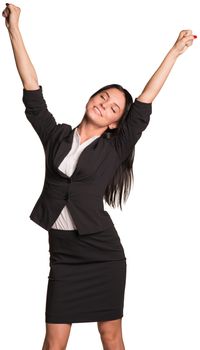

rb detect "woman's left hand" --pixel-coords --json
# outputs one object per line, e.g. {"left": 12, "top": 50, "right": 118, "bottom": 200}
{"left": 172, "top": 30, "right": 197, "bottom": 55}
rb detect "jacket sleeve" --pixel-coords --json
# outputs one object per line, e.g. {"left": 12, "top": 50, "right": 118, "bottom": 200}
{"left": 22, "top": 85, "right": 60, "bottom": 149}
{"left": 111, "top": 98, "right": 152, "bottom": 162}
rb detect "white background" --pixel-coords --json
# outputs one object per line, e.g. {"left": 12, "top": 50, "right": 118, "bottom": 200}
{"left": 0, "top": 0, "right": 199, "bottom": 349}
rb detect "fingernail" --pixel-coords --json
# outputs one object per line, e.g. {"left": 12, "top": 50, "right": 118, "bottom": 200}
{"left": 193, "top": 35, "right": 197, "bottom": 39}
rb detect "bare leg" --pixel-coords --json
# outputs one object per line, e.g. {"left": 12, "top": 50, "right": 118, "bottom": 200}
{"left": 41, "top": 323, "right": 72, "bottom": 350}
{"left": 97, "top": 318, "right": 125, "bottom": 350}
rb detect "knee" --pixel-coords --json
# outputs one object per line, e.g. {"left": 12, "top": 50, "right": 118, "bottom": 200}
{"left": 97, "top": 320, "right": 124, "bottom": 349}
{"left": 99, "top": 330, "right": 120, "bottom": 343}
{"left": 44, "top": 339, "right": 66, "bottom": 350}
{"left": 98, "top": 326, "right": 121, "bottom": 345}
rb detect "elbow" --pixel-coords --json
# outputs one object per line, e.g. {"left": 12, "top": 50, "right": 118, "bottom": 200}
{"left": 23, "top": 80, "right": 40, "bottom": 91}
{"left": 136, "top": 93, "right": 154, "bottom": 104}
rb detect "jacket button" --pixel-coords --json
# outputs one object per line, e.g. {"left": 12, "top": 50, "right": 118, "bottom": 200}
{"left": 64, "top": 193, "right": 69, "bottom": 200}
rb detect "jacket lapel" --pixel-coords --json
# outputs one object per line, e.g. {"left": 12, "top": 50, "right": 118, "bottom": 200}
{"left": 53, "top": 127, "right": 101, "bottom": 180}
{"left": 53, "top": 127, "right": 75, "bottom": 169}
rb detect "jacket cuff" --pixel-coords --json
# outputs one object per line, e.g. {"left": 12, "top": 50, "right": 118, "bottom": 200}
{"left": 22, "top": 85, "right": 47, "bottom": 110}
{"left": 134, "top": 98, "right": 152, "bottom": 116}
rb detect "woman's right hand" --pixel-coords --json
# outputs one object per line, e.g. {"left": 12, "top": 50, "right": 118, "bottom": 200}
{"left": 2, "top": 3, "right": 21, "bottom": 31}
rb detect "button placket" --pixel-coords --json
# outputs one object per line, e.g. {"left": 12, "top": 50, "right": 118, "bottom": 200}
{"left": 64, "top": 178, "right": 72, "bottom": 200}
{"left": 64, "top": 193, "right": 69, "bottom": 200}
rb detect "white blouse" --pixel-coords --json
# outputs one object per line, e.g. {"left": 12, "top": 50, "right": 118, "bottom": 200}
{"left": 51, "top": 127, "right": 100, "bottom": 230}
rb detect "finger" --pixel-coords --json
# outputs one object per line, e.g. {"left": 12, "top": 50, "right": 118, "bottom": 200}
{"left": 6, "top": 3, "right": 16, "bottom": 8}
{"left": 179, "top": 30, "right": 192, "bottom": 39}
{"left": 182, "top": 35, "right": 196, "bottom": 42}
{"left": 183, "top": 30, "right": 192, "bottom": 35}
{"left": 5, "top": 3, "right": 12, "bottom": 11}
{"left": 2, "top": 8, "right": 9, "bottom": 16}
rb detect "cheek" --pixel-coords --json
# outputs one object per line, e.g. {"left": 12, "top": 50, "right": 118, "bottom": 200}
{"left": 86, "top": 98, "right": 97, "bottom": 110}
{"left": 107, "top": 112, "right": 120, "bottom": 123}
{"left": 86, "top": 103, "right": 94, "bottom": 115}
{"left": 89, "top": 97, "right": 97, "bottom": 105}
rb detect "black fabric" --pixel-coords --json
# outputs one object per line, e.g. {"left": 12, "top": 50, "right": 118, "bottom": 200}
{"left": 45, "top": 224, "right": 127, "bottom": 323}
{"left": 22, "top": 85, "right": 152, "bottom": 235}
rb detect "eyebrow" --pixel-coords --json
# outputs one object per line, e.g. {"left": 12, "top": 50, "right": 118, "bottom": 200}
{"left": 104, "top": 91, "right": 121, "bottom": 111}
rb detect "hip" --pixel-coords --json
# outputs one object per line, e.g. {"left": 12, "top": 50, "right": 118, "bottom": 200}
{"left": 48, "top": 224, "right": 126, "bottom": 264}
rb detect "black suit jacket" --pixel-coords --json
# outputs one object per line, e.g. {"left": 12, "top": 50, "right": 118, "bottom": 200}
{"left": 22, "top": 85, "right": 152, "bottom": 235}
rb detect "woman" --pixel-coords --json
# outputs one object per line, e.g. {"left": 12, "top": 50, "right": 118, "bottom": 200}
{"left": 2, "top": 3, "right": 197, "bottom": 350}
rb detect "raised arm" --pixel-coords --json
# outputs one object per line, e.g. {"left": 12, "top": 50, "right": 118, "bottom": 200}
{"left": 2, "top": 4, "right": 61, "bottom": 148}
{"left": 111, "top": 30, "right": 197, "bottom": 162}
{"left": 2, "top": 3, "right": 39, "bottom": 89}
{"left": 137, "top": 30, "right": 197, "bottom": 103}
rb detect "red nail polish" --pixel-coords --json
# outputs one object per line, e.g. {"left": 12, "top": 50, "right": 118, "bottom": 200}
{"left": 193, "top": 35, "right": 197, "bottom": 39}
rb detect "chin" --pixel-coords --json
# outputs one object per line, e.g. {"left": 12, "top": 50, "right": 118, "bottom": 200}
{"left": 85, "top": 109, "right": 105, "bottom": 128}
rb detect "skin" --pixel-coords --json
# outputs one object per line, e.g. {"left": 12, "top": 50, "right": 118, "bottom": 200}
{"left": 3, "top": 3, "right": 197, "bottom": 350}
{"left": 77, "top": 87, "right": 126, "bottom": 144}
{"left": 41, "top": 319, "right": 126, "bottom": 350}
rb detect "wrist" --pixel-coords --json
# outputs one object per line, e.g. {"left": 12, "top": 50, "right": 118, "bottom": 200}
{"left": 168, "top": 46, "right": 180, "bottom": 59}
{"left": 8, "top": 26, "right": 21, "bottom": 40}
{"left": 8, "top": 26, "right": 20, "bottom": 36}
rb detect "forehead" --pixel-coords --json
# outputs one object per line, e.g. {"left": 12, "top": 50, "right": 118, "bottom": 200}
{"left": 100, "top": 88, "right": 126, "bottom": 107}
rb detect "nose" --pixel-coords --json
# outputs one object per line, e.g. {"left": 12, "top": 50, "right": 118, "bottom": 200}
{"left": 100, "top": 102, "right": 107, "bottom": 110}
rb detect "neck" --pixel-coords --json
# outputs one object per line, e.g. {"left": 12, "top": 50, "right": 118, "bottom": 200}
{"left": 77, "top": 120, "right": 108, "bottom": 139}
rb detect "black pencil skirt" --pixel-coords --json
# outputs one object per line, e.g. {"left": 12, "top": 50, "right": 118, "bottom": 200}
{"left": 45, "top": 224, "right": 127, "bottom": 324}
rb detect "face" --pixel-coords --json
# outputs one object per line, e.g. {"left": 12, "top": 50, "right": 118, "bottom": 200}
{"left": 85, "top": 88, "right": 126, "bottom": 129}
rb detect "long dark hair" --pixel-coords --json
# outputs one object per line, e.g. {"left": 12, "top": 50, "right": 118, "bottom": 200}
{"left": 89, "top": 83, "right": 135, "bottom": 210}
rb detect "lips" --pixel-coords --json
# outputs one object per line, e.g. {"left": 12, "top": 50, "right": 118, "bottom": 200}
{"left": 93, "top": 106, "right": 102, "bottom": 116}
